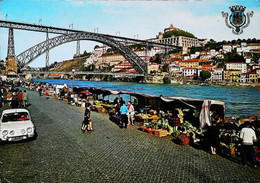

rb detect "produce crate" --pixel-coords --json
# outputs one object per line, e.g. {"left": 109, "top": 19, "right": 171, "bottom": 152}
{"left": 154, "top": 130, "right": 168, "bottom": 137}
{"left": 134, "top": 121, "right": 144, "bottom": 126}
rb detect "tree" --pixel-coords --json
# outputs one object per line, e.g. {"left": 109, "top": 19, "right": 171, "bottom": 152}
{"left": 224, "top": 52, "right": 245, "bottom": 63}
{"left": 150, "top": 70, "right": 157, "bottom": 75}
{"left": 190, "top": 46, "right": 204, "bottom": 54}
{"left": 231, "top": 40, "right": 238, "bottom": 44}
{"left": 163, "top": 29, "right": 196, "bottom": 39}
{"left": 163, "top": 77, "right": 171, "bottom": 84}
{"left": 81, "top": 64, "right": 96, "bottom": 71}
{"left": 162, "top": 64, "right": 169, "bottom": 72}
{"left": 94, "top": 45, "right": 100, "bottom": 49}
{"left": 200, "top": 70, "right": 211, "bottom": 81}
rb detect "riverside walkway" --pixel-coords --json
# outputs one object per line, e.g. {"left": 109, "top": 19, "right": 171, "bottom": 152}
{"left": 0, "top": 89, "right": 259, "bottom": 182}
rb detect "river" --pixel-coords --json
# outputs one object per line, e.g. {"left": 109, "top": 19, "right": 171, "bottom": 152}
{"left": 33, "top": 78, "right": 260, "bottom": 117}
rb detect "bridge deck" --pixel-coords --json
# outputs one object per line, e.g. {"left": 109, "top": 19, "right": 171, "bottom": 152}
{"left": 22, "top": 71, "right": 144, "bottom": 77}
{"left": 0, "top": 20, "right": 180, "bottom": 49}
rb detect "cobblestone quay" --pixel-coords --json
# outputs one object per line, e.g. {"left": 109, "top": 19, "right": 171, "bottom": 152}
{"left": 0, "top": 89, "right": 259, "bottom": 182}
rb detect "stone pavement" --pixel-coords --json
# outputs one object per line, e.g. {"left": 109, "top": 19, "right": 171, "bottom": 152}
{"left": 0, "top": 88, "right": 260, "bottom": 182}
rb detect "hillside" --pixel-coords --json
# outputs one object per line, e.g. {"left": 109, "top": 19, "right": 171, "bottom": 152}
{"left": 54, "top": 54, "right": 90, "bottom": 72}
{"left": 163, "top": 29, "right": 196, "bottom": 39}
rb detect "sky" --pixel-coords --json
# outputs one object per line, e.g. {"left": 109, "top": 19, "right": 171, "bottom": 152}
{"left": 0, "top": 0, "right": 259, "bottom": 67}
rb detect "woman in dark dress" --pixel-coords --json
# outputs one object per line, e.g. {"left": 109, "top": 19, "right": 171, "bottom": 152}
{"left": 207, "top": 121, "right": 220, "bottom": 155}
{"left": 81, "top": 107, "right": 91, "bottom": 133}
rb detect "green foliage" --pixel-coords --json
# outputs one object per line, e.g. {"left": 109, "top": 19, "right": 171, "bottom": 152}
{"left": 81, "top": 64, "right": 96, "bottom": 72}
{"left": 0, "top": 64, "right": 5, "bottom": 71}
{"left": 150, "top": 70, "right": 157, "bottom": 75}
{"left": 172, "top": 130, "right": 181, "bottom": 137}
{"left": 200, "top": 70, "right": 211, "bottom": 81}
{"left": 200, "top": 38, "right": 260, "bottom": 52}
{"left": 162, "top": 64, "right": 169, "bottom": 72}
{"left": 190, "top": 47, "right": 204, "bottom": 54}
{"left": 102, "top": 48, "right": 119, "bottom": 56}
{"left": 216, "top": 58, "right": 226, "bottom": 67}
{"left": 163, "top": 77, "right": 171, "bottom": 84}
{"left": 151, "top": 54, "right": 163, "bottom": 64}
{"left": 224, "top": 52, "right": 245, "bottom": 63}
{"left": 80, "top": 51, "right": 91, "bottom": 57}
{"left": 204, "top": 39, "right": 223, "bottom": 50}
{"left": 163, "top": 29, "right": 196, "bottom": 39}
{"left": 129, "top": 44, "right": 151, "bottom": 51}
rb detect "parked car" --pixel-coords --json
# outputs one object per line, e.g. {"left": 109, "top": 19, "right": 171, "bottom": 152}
{"left": 0, "top": 109, "right": 37, "bottom": 143}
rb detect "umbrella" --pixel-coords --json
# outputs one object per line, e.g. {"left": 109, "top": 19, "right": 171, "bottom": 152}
{"left": 81, "top": 90, "right": 89, "bottom": 94}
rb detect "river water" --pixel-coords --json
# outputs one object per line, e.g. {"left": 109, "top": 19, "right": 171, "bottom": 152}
{"left": 33, "top": 78, "right": 260, "bottom": 117}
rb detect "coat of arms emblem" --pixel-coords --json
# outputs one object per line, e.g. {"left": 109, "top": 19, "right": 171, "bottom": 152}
{"left": 222, "top": 5, "right": 254, "bottom": 35}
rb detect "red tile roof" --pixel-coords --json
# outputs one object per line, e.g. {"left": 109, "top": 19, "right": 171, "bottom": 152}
{"left": 180, "top": 59, "right": 199, "bottom": 63}
{"left": 199, "top": 68, "right": 212, "bottom": 72}
{"left": 201, "top": 65, "right": 213, "bottom": 68}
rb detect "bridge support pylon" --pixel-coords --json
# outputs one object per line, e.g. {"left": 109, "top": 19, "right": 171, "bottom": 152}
{"left": 6, "top": 28, "right": 17, "bottom": 73}
{"left": 46, "top": 31, "right": 49, "bottom": 70}
{"left": 76, "top": 40, "right": 80, "bottom": 57}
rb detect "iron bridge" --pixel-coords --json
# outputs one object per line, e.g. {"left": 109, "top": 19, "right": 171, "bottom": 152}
{"left": 0, "top": 20, "right": 181, "bottom": 75}
{"left": 23, "top": 71, "right": 144, "bottom": 77}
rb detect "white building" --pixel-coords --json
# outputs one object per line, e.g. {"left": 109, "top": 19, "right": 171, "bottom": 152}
{"left": 157, "top": 24, "right": 200, "bottom": 48}
{"left": 183, "top": 67, "right": 197, "bottom": 77}
{"left": 226, "top": 62, "right": 247, "bottom": 73}
{"left": 240, "top": 73, "right": 248, "bottom": 83}
{"left": 223, "top": 44, "right": 232, "bottom": 53}
{"left": 183, "top": 56, "right": 191, "bottom": 60}
{"left": 169, "top": 63, "right": 181, "bottom": 73}
{"left": 212, "top": 68, "right": 224, "bottom": 82}
{"left": 84, "top": 46, "right": 107, "bottom": 67}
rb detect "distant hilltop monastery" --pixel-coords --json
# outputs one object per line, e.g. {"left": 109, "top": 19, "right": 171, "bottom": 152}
{"left": 156, "top": 24, "right": 206, "bottom": 48}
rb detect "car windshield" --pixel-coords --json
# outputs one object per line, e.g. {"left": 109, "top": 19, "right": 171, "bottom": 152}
{"left": 2, "top": 112, "right": 30, "bottom": 122}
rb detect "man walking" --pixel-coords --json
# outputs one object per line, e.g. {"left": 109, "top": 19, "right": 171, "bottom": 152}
{"left": 120, "top": 101, "right": 128, "bottom": 129}
{"left": 22, "top": 90, "right": 28, "bottom": 107}
{"left": 240, "top": 122, "right": 258, "bottom": 167}
{"left": 17, "top": 90, "right": 23, "bottom": 107}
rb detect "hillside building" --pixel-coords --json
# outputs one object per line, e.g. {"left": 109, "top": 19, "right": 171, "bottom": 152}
{"left": 156, "top": 24, "right": 201, "bottom": 48}
{"left": 179, "top": 59, "right": 199, "bottom": 68}
{"left": 183, "top": 67, "right": 197, "bottom": 77}
{"left": 226, "top": 62, "right": 247, "bottom": 73}
{"left": 212, "top": 68, "right": 224, "bottom": 82}
{"left": 224, "top": 70, "right": 241, "bottom": 82}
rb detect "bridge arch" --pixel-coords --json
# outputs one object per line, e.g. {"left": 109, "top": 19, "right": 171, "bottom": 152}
{"left": 17, "top": 32, "right": 147, "bottom": 74}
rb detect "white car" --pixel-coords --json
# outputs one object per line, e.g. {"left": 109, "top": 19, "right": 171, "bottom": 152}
{"left": 0, "top": 109, "right": 37, "bottom": 143}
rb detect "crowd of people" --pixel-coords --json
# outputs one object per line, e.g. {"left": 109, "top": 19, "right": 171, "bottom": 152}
{"left": 10, "top": 81, "right": 260, "bottom": 168}
{"left": 0, "top": 84, "right": 29, "bottom": 109}
{"left": 113, "top": 97, "right": 136, "bottom": 129}
{"left": 22, "top": 82, "right": 95, "bottom": 132}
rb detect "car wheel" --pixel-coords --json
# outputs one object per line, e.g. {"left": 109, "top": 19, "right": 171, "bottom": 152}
{"left": 31, "top": 132, "right": 38, "bottom": 141}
